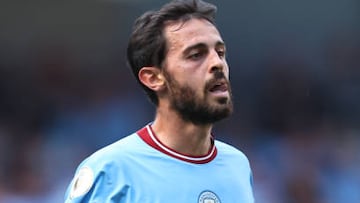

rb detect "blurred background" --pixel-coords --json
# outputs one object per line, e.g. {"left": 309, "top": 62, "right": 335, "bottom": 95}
{"left": 0, "top": 0, "right": 359, "bottom": 202}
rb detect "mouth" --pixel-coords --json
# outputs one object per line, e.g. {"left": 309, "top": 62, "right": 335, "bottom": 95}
{"left": 209, "top": 81, "right": 228, "bottom": 93}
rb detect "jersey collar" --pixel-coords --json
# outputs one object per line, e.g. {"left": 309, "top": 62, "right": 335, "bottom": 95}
{"left": 137, "top": 125, "right": 217, "bottom": 164}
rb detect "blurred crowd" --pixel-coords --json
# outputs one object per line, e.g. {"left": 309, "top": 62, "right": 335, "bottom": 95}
{"left": 0, "top": 0, "right": 359, "bottom": 202}
{"left": 216, "top": 31, "right": 360, "bottom": 203}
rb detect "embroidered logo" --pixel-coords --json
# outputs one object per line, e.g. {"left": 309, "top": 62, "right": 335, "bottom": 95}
{"left": 198, "top": 190, "right": 221, "bottom": 203}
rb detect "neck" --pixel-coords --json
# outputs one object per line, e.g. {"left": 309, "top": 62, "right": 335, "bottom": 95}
{"left": 151, "top": 106, "right": 213, "bottom": 156}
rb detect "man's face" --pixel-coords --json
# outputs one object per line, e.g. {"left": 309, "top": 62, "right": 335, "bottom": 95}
{"left": 162, "top": 18, "right": 233, "bottom": 125}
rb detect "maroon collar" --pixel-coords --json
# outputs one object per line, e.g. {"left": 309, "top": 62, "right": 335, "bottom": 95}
{"left": 137, "top": 125, "right": 217, "bottom": 164}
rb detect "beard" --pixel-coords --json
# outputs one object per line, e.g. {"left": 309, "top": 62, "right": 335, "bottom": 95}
{"left": 163, "top": 70, "right": 233, "bottom": 125}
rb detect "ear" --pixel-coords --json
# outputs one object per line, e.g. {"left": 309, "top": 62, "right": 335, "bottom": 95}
{"left": 138, "top": 67, "right": 166, "bottom": 91}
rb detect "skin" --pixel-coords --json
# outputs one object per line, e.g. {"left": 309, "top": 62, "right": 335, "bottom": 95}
{"left": 138, "top": 18, "right": 231, "bottom": 156}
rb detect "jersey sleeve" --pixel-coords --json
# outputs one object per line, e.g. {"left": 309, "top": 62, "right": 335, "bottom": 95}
{"left": 64, "top": 161, "right": 127, "bottom": 203}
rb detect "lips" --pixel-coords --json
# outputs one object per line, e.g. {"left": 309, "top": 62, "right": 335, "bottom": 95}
{"left": 209, "top": 81, "right": 228, "bottom": 92}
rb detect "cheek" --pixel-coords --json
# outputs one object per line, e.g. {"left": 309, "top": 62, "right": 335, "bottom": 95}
{"left": 179, "top": 69, "right": 203, "bottom": 85}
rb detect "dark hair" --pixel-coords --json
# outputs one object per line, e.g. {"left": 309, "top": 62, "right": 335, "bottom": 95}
{"left": 127, "top": 0, "right": 217, "bottom": 106}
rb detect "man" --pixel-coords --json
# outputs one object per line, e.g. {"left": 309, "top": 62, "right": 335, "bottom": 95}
{"left": 64, "top": 0, "right": 254, "bottom": 202}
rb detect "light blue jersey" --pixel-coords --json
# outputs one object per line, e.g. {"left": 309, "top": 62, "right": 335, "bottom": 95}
{"left": 65, "top": 125, "right": 254, "bottom": 203}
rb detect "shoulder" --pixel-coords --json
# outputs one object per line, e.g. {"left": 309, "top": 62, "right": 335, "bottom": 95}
{"left": 81, "top": 133, "right": 143, "bottom": 169}
{"left": 215, "top": 140, "right": 250, "bottom": 164}
{"left": 70, "top": 133, "right": 145, "bottom": 183}
{"left": 215, "top": 140, "right": 246, "bottom": 155}
{"left": 65, "top": 133, "right": 143, "bottom": 201}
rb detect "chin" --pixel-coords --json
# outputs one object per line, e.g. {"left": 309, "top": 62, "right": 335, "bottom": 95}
{"left": 209, "top": 102, "right": 233, "bottom": 118}
{"left": 216, "top": 96, "right": 230, "bottom": 105}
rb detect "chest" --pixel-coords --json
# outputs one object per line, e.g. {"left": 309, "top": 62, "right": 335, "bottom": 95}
{"left": 119, "top": 156, "right": 253, "bottom": 203}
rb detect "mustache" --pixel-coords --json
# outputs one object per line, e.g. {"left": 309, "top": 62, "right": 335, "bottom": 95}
{"left": 205, "top": 71, "right": 230, "bottom": 90}
{"left": 214, "top": 70, "right": 225, "bottom": 80}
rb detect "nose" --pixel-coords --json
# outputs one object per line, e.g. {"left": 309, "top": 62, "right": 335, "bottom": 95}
{"left": 209, "top": 51, "right": 225, "bottom": 73}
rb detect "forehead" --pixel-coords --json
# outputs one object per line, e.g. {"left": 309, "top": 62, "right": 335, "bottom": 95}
{"left": 164, "top": 18, "right": 223, "bottom": 51}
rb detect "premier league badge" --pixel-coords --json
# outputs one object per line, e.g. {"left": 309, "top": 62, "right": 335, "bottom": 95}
{"left": 70, "top": 167, "right": 94, "bottom": 199}
{"left": 198, "top": 190, "right": 221, "bottom": 203}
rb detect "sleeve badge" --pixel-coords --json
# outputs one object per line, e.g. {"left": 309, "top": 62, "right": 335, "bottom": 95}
{"left": 70, "top": 167, "right": 94, "bottom": 199}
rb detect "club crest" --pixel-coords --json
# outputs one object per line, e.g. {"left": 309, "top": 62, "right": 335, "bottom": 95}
{"left": 198, "top": 190, "right": 221, "bottom": 203}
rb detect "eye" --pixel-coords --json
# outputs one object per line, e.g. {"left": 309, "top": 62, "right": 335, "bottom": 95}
{"left": 188, "top": 52, "right": 203, "bottom": 60}
{"left": 217, "top": 49, "right": 226, "bottom": 58}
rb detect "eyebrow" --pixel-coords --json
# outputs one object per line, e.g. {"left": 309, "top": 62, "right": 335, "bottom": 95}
{"left": 183, "top": 41, "right": 226, "bottom": 56}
